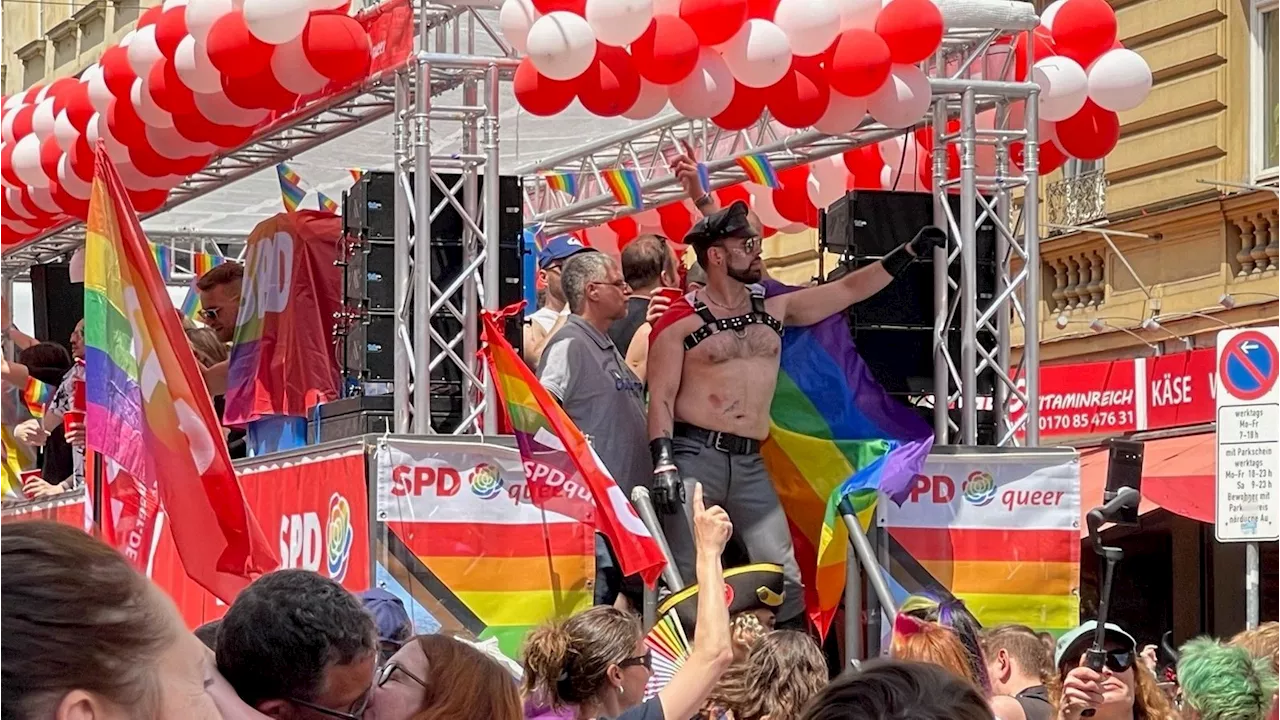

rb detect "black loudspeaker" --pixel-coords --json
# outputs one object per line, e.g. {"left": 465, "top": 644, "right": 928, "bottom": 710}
{"left": 341, "top": 171, "right": 524, "bottom": 433}
{"left": 822, "top": 190, "right": 998, "bottom": 443}
{"left": 30, "top": 263, "right": 83, "bottom": 351}
{"left": 1105, "top": 439, "right": 1144, "bottom": 526}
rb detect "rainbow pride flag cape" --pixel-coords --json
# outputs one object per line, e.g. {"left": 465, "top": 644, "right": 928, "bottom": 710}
{"left": 760, "top": 280, "right": 933, "bottom": 635}
{"left": 602, "top": 167, "right": 644, "bottom": 210}
{"left": 542, "top": 171, "right": 578, "bottom": 197}
{"left": 276, "top": 163, "right": 305, "bottom": 212}
{"left": 21, "top": 376, "right": 54, "bottom": 418}
{"left": 737, "top": 153, "right": 781, "bottom": 189}
{"left": 317, "top": 191, "right": 339, "bottom": 213}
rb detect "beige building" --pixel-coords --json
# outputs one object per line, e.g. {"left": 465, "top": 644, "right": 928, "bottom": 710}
{"left": 1, "top": 0, "right": 160, "bottom": 96}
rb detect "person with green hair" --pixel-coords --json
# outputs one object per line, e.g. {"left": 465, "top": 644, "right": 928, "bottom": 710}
{"left": 1177, "top": 636, "right": 1279, "bottom": 720}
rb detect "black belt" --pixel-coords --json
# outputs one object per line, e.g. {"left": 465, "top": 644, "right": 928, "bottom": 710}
{"left": 674, "top": 422, "right": 761, "bottom": 455}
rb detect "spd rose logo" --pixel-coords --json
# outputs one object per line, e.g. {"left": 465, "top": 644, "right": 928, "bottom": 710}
{"left": 326, "top": 493, "right": 354, "bottom": 582}
{"left": 470, "top": 463, "right": 504, "bottom": 500}
{"left": 961, "top": 471, "right": 996, "bottom": 507}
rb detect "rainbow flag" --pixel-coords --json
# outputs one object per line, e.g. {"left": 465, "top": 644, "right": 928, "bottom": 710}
{"left": 182, "top": 252, "right": 227, "bottom": 321}
{"left": 20, "top": 376, "right": 54, "bottom": 418}
{"left": 83, "top": 145, "right": 278, "bottom": 601}
{"left": 542, "top": 171, "right": 578, "bottom": 197}
{"left": 760, "top": 280, "right": 933, "bottom": 635}
{"left": 276, "top": 163, "right": 305, "bottom": 212}
{"left": 192, "top": 251, "right": 226, "bottom": 278}
{"left": 602, "top": 167, "right": 644, "bottom": 210}
{"left": 150, "top": 242, "right": 173, "bottom": 282}
{"left": 348, "top": 168, "right": 364, "bottom": 184}
{"left": 737, "top": 153, "right": 781, "bottom": 189}
{"left": 317, "top": 191, "right": 339, "bottom": 213}
{"left": 2, "top": 423, "right": 33, "bottom": 498}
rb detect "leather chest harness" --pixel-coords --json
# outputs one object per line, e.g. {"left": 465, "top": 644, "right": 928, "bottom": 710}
{"left": 682, "top": 286, "right": 783, "bottom": 352}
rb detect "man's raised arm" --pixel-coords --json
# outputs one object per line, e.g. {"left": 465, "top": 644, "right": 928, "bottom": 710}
{"left": 646, "top": 322, "right": 685, "bottom": 514}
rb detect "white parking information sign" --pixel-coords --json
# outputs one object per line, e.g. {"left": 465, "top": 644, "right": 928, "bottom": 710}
{"left": 1215, "top": 327, "right": 1280, "bottom": 542}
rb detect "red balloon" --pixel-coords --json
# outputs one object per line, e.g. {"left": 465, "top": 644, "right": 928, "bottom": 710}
{"left": 658, "top": 202, "right": 695, "bottom": 243}
{"left": 777, "top": 163, "right": 808, "bottom": 189}
{"left": 767, "top": 62, "right": 830, "bottom": 129}
{"left": 513, "top": 58, "right": 578, "bottom": 117}
{"left": 169, "top": 153, "right": 212, "bottom": 176}
{"left": 827, "top": 30, "right": 891, "bottom": 97}
{"left": 1051, "top": 0, "right": 1116, "bottom": 67}
{"left": 126, "top": 142, "right": 174, "bottom": 178}
{"left": 44, "top": 78, "right": 81, "bottom": 114}
{"left": 772, "top": 182, "right": 817, "bottom": 226}
{"left": 149, "top": 58, "right": 197, "bottom": 115}
{"left": 155, "top": 7, "right": 189, "bottom": 59}
{"left": 609, "top": 216, "right": 639, "bottom": 246}
{"left": 577, "top": 46, "right": 641, "bottom": 117}
{"left": 631, "top": 16, "right": 700, "bottom": 86}
{"left": 172, "top": 110, "right": 220, "bottom": 144}
{"left": 711, "top": 83, "right": 766, "bottom": 130}
{"left": 680, "top": 0, "right": 748, "bottom": 46}
{"left": 875, "top": 0, "right": 944, "bottom": 64}
{"left": 302, "top": 14, "right": 373, "bottom": 86}
{"left": 107, "top": 98, "right": 148, "bottom": 148}
{"left": 39, "top": 137, "right": 62, "bottom": 182}
{"left": 843, "top": 146, "right": 884, "bottom": 189}
{"left": 1011, "top": 139, "right": 1068, "bottom": 174}
{"left": 746, "top": 0, "right": 779, "bottom": 19}
{"left": 11, "top": 104, "right": 36, "bottom": 138}
{"left": 531, "top": 0, "right": 585, "bottom": 13}
{"left": 63, "top": 82, "right": 95, "bottom": 131}
{"left": 127, "top": 187, "right": 170, "bottom": 213}
{"left": 67, "top": 136, "right": 94, "bottom": 181}
{"left": 222, "top": 68, "right": 299, "bottom": 111}
{"left": 1055, "top": 100, "right": 1119, "bottom": 160}
{"left": 204, "top": 121, "right": 256, "bottom": 149}
{"left": 206, "top": 11, "right": 275, "bottom": 79}
{"left": 715, "top": 183, "right": 751, "bottom": 210}
{"left": 137, "top": 4, "right": 163, "bottom": 27}
{"left": 50, "top": 182, "right": 89, "bottom": 219}
{"left": 1012, "top": 27, "right": 1056, "bottom": 82}
{"left": 100, "top": 45, "right": 137, "bottom": 99}
{"left": 0, "top": 144, "right": 20, "bottom": 187}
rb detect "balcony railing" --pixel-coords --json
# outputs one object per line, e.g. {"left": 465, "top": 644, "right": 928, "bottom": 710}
{"left": 1046, "top": 249, "right": 1107, "bottom": 313}
{"left": 1229, "top": 205, "right": 1278, "bottom": 277}
{"left": 1046, "top": 170, "right": 1108, "bottom": 231}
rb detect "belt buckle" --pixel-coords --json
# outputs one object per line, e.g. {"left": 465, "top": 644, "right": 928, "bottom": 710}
{"left": 711, "top": 431, "right": 733, "bottom": 454}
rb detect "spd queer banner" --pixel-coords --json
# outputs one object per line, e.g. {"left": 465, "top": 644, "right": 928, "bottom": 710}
{"left": 224, "top": 211, "right": 343, "bottom": 426}
{"left": 376, "top": 437, "right": 594, "bottom": 660}
{"left": 149, "top": 449, "right": 371, "bottom": 627}
{"left": 879, "top": 448, "right": 1081, "bottom": 637}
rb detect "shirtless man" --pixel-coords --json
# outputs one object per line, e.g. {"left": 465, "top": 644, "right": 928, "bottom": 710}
{"left": 645, "top": 199, "right": 945, "bottom": 624}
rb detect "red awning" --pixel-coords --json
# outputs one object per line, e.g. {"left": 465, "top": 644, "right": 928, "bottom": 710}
{"left": 1078, "top": 432, "right": 1215, "bottom": 536}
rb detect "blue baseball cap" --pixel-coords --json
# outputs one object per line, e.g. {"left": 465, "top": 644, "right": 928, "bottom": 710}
{"left": 358, "top": 588, "right": 413, "bottom": 646}
{"left": 538, "top": 234, "right": 595, "bottom": 269}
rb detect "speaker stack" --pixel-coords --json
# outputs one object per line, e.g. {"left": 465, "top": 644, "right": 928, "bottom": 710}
{"left": 30, "top": 263, "right": 84, "bottom": 353}
{"left": 337, "top": 171, "right": 525, "bottom": 434}
{"left": 821, "top": 190, "right": 998, "bottom": 444}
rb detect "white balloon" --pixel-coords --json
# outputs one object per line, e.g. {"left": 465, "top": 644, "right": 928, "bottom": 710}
{"left": 2, "top": 106, "right": 22, "bottom": 144}
{"left": 585, "top": 0, "right": 653, "bottom": 47}
{"left": 719, "top": 20, "right": 792, "bottom": 88}
{"left": 128, "top": 25, "right": 164, "bottom": 77}
{"left": 748, "top": 183, "right": 789, "bottom": 227}
{"left": 311, "top": 0, "right": 350, "bottom": 9}
{"left": 808, "top": 154, "right": 845, "bottom": 185}
{"left": 58, "top": 155, "right": 92, "bottom": 199}
{"left": 499, "top": 0, "right": 540, "bottom": 54}
{"left": 97, "top": 114, "right": 133, "bottom": 163}
{"left": 85, "top": 112, "right": 102, "bottom": 145}
{"left": 115, "top": 161, "right": 152, "bottom": 191}
{"left": 1086, "top": 48, "right": 1152, "bottom": 112}
{"left": 1033, "top": 56, "right": 1087, "bottom": 122}
{"left": 5, "top": 218, "right": 39, "bottom": 235}
{"left": 836, "top": 0, "right": 880, "bottom": 30}
{"left": 146, "top": 123, "right": 215, "bottom": 159}
{"left": 5, "top": 187, "right": 37, "bottom": 219}
{"left": 242, "top": 0, "right": 310, "bottom": 45}
{"left": 669, "top": 48, "right": 734, "bottom": 118}
{"left": 271, "top": 35, "right": 329, "bottom": 95}
{"left": 774, "top": 0, "right": 842, "bottom": 57}
{"left": 133, "top": 77, "right": 175, "bottom": 129}
{"left": 652, "top": 0, "right": 680, "bottom": 14}
{"left": 53, "top": 110, "right": 79, "bottom": 150}
{"left": 866, "top": 63, "right": 931, "bottom": 129}
{"left": 1039, "top": 0, "right": 1066, "bottom": 31}
{"left": 878, "top": 134, "right": 917, "bottom": 170}
{"left": 633, "top": 207, "right": 660, "bottom": 226}
{"left": 622, "top": 78, "right": 669, "bottom": 119}
{"left": 86, "top": 65, "right": 115, "bottom": 113}
{"left": 120, "top": 29, "right": 137, "bottom": 48}
{"left": 185, "top": 0, "right": 238, "bottom": 44}
{"left": 12, "top": 135, "right": 49, "bottom": 188}
{"left": 526, "top": 12, "right": 598, "bottom": 81}
{"left": 974, "top": 108, "right": 996, "bottom": 177}
{"left": 174, "top": 36, "right": 224, "bottom": 94}
{"left": 584, "top": 223, "right": 621, "bottom": 255}
{"left": 192, "top": 91, "right": 268, "bottom": 126}
{"left": 779, "top": 221, "right": 808, "bottom": 233}
{"left": 1008, "top": 99, "right": 1058, "bottom": 146}
{"left": 32, "top": 99, "right": 58, "bottom": 139}
{"left": 806, "top": 172, "right": 844, "bottom": 209}
{"left": 813, "top": 90, "right": 867, "bottom": 133}
{"left": 163, "top": 0, "right": 191, "bottom": 9}
{"left": 27, "top": 186, "right": 60, "bottom": 215}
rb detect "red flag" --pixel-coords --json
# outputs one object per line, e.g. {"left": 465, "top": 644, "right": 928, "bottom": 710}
{"left": 481, "top": 307, "right": 667, "bottom": 586}
{"left": 83, "top": 145, "right": 279, "bottom": 601}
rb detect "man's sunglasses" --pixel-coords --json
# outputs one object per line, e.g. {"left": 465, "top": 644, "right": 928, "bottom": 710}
{"left": 286, "top": 659, "right": 429, "bottom": 719}
{"left": 619, "top": 650, "right": 653, "bottom": 672}
{"left": 712, "top": 236, "right": 761, "bottom": 255}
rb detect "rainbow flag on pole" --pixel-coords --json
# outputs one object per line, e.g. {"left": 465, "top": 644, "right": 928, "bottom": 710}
{"left": 317, "top": 191, "right": 339, "bottom": 213}
{"left": 276, "top": 163, "right": 305, "bottom": 212}
{"left": 21, "top": 376, "right": 55, "bottom": 418}
{"left": 84, "top": 144, "right": 278, "bottom": 601}
{"left": 542, "top": 171, "right": 578, "bottom": 197}
{"left": 737, "top": 153, "right": 781, "bottom": 189}
{"left": 602, "top": 167, "right": 644, "bottom": 210}
{"left": 759, "top": 281, "right": 933, "bottom": 635}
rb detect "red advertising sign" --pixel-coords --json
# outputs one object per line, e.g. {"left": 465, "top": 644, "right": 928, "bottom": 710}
{"left": 1145, "top": 348, "right": 1216, "bottom": 429}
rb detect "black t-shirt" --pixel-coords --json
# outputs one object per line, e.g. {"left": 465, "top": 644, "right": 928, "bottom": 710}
{"left": 1014, "top": 685, "right": 1053, "bottom": 720}
{"left": 608, "top": 297, "right": 651, "bottom": 356}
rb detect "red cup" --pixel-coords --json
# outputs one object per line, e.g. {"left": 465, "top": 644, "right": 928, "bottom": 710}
{"left": 654, "top": 287, "right": 683, "bottom": 303}
{"left": 72, "top": 377, "right": 86, "bottom": 411}
{"left": 63, "top": 410, "right": 85, "bottom": 435}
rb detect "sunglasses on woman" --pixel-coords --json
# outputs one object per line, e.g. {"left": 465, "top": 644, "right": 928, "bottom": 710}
{"left": 1064, "top": 648, "right": 1135, "bottom": 676}
{"left": 619, "top": 650, "right": 653, "bottom": 672}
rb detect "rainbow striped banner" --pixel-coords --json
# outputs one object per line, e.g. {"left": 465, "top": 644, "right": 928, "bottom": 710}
{"left": 542, "top": 171, "right": 578, "bottom": 197}
{"left": 737, "top": 153, "right": 781, "bottom": 189}
{"left": 760, "top": 280, "right": 933, "bottom": 635}
{"left": 317, "top": 191, "right": 339, "bottom": 213}
{"left": 150, "top": 242, "right": 173, "bottom": 282}
{"left": 182, "top": 252, "right": 228, "bottom": 321}
{"left": 276, "top": 163, "right": 306, "bottom": 212}
{"left": 602, "top": 167, "right": 644, "bottom": 210}
{"left": 20, "top": 376, "right": 54, "bottom": 418}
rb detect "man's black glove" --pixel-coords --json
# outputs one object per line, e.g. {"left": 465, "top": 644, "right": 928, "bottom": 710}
{"left": 649, "top": 438, "right": 685, "bottom": 515}
{"left": 882, "top": 225, "right": 948, "bottom": 276}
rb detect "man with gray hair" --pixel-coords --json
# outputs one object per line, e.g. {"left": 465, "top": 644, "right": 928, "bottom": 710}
{"left": 538, "top": 251, "right": 651, "bottom": 606}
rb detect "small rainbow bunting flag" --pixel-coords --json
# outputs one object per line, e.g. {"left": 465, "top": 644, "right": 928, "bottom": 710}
{"left": 737, "top": 153, "right": 781, "bottom": 189}
{"left": 542, "top": 171, "right": 578, "bottom": 197}
{"left": 602, "top": 167, "right": 644, "bottom": 210}
{"left": 349, "top": 168, "right": 364, "bottom": 184}
{"left": 150, "top": 243, "right": 173, "bottom": 282}
{"left": 21, "top": 376, "right": 54, "bottom": 418}
{"left": 276, "top": 163, "right": 306, "bottom": 212}
{"left": 317, "top": 191, "right": 339, "bottom": 213}
{"left": 184, "top": 252, "right": 227, "bottom": 321}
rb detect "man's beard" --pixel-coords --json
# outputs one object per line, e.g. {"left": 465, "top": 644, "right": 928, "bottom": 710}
{"left": 727, "top": 262, "right": 762, "bottom": 284}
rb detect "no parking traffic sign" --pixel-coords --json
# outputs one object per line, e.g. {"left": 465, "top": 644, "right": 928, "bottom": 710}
{"left": 1215, "top": 327, "right": 1280, "bottom": 542}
